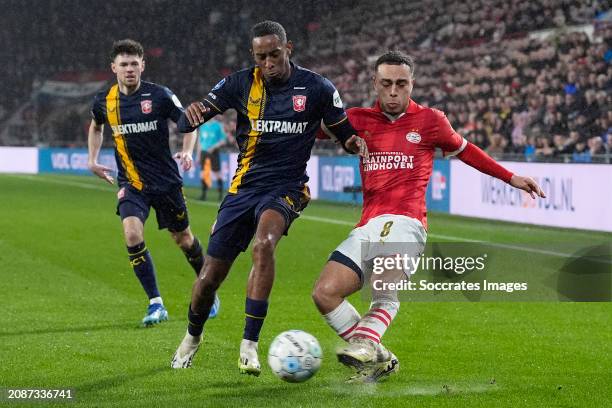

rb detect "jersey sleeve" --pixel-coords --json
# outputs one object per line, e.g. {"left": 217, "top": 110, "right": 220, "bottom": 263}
{"left": 203, "top": 76, "right": 237, "bottom": 114}
{"left": 316, "top": 108, "right": 361, "bottom": 142}
{"left": 90, "top": 93, "right": 106, "bottom": 125}
{"left": 161, "top": 87, "right": 184, "bottom": 123}
{"left": 319, "top": 77, "right": 348, "bottom": 127}
{"left": 431, "top": 109, "right": 466, "bottom": 156}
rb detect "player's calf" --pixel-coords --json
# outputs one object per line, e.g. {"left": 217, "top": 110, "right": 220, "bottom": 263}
{"left": 173, "top": 230, "right": 205, "bottom": 276}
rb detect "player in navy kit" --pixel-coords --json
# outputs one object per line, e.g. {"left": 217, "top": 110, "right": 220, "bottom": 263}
{"left": 87, "top": 39, "right": 219, "bottom": 327}
{"left": 171, "top": 21, "right": 367, "bottom": 374}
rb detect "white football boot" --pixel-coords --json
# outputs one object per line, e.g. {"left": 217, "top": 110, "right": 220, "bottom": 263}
{"left": 347, "top": 343, "right": 400, "bottom": 383}
{"left": 336, "top": 337, "right": 378, "bottom": 370}
{"left": 238, "top": 339, "right": 261, "bottom": 376}
{"left": 171, "top": 331, "right": 201, "bottom": 369}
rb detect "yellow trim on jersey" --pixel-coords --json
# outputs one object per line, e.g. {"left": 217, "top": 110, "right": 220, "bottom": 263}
{"left": 302, "top": 184, "right": 311, "bottom": 203}
{"left": 326, "top": 115, "right": 348, "bottom": 128}
{"left": 106, "top": 84, "right": 144, "bottom": 191}
{"left": 204, "top": 98, "right": 223, "bottom": 113}
{"left": 229, "top": 68, "right": 266, "bottom": 194}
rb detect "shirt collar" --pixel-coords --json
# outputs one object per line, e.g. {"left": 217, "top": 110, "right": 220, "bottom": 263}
{"left": 374, "top": 99, "right": 419, "bottom": 121}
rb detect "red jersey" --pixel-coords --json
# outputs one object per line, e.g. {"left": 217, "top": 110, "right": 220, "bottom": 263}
{"left": 348, "top": 100, "right": 465, "bottom": 230}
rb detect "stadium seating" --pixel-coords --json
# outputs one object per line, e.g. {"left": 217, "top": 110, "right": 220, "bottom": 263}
{"left": 1, "top": 0, "right": 609, "bottom": 162}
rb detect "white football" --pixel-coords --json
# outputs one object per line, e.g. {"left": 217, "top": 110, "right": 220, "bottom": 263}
{"left": 268, "top": 330, "right": 322, "bottom": 383}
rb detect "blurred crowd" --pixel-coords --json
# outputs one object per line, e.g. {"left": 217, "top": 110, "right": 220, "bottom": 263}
{"left": 1, "top": 0, "right": 610, "bottom": 161}
{"left": 304, "top": 0, "right": 611, "bottom": 160}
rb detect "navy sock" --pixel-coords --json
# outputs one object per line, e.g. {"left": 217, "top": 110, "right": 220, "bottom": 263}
{"left": 243, "top": 298, "right": 268, "bottom": 342}
{"left": 127, "top": 242, "right": 159, "bottom": 299}
{"left": 187, "top": 303, "right": 208, "bottom": 337}
{"left": 183, "top": 237, "right": 204, "bottom": 276}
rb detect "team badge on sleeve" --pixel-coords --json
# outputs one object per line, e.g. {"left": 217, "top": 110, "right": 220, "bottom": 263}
{"left": 332, "top": 90, "right": 343, "bottom": 108}
{"left": 212, "top": 78, "right": 226, "bottom": 91}
{"left": 141, "top": 100, "right": 153, "bottom": 114}
{"left": 293, "top": 95, "right": 307, "bottom": 112}
{"left": 171, "top": 94, "right": 183, "bottom": 108}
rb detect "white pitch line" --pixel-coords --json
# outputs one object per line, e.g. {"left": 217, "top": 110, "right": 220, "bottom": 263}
{"left": 300, "top": 214, "right": 353, "bottom": 226}
{"left": 303, "top": 215, "right": 610, "bottom": 263}
{"left": 7, "top": 174, "right": 610, "bottom": 263}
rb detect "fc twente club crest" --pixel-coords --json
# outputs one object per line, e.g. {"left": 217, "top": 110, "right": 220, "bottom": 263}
{"left": 292, "top": 95, "right": 307, "bottom": 112}
{"left": 141, "top": 100, "right": 153, "bottom": 114}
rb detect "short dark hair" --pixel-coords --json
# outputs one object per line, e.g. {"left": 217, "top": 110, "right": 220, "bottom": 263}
{"left": 110, "top": 39, "right": 144, "bottom": 61}
{"left": 375, "top": 51, "right": 415, "bottom": 75}
{"left": 250, "top": 20, "right": 287, "bottom": 43}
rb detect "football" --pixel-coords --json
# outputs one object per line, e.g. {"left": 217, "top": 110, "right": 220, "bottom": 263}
{"left": 268, "top": 330, "right": 322, "bottom": 383}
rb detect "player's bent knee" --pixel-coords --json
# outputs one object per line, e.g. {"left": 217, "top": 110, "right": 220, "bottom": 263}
{"left": 122, "top": 217, "right": 144, "bottom": 246}
{"left": 195, "top": 272, "right": 222, "bottom": 294}
{"left": 311, "top": 287, "right": 326, "bottom": 308}
{"left": 124, "top": 230, "right": 144, "bottom": 246}
{"left": 199, "top": 277, "right": 217, "bottom": 293}
{"left": 312, "top": 279, "right": 339, "bottom": 308}
{"left": 252, "top": 238, "right": 275, "bottom": 263}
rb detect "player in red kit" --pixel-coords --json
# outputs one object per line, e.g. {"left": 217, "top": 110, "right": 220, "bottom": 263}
{"left": 312, "top": 51, "right": 545, "bottom": 382}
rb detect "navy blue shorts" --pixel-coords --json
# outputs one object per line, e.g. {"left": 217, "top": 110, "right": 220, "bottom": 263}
{"left": 207, "top": 183, "right": 311, "bottom": 261}
{"left": 116, "top": 185, "right": 190, "bottom": 232}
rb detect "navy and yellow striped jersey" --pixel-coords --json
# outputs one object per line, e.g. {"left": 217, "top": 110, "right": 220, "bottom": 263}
{"left": 199, "top": 62, "right": 348, "bottom": 193}
{"left": 91, "top": 81, "right": 184, "bottom": 193}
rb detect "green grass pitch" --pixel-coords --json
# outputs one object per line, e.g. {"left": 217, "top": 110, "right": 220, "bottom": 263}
{"left": 0, "top": 174, "right": 610, "bottom": 407}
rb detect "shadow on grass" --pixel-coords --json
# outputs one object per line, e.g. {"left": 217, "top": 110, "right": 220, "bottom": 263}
{"left": 0, "top": 321, "right": 152, "bottom": 337}
{"left": 200, "top": 376, "right": 500, "bottom": 401}
{"left": 76, "top": 365, "right": 168, "bottom": 394}
{"left": 206, "top": 383, "right": 321, "bottom": 401}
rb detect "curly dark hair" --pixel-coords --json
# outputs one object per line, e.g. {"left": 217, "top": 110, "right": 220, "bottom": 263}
{"left": 250, "top": 20, "right": 287, "bottom": 43}
{"left": 110, "top": 39, "right": 144, "bottom": 61}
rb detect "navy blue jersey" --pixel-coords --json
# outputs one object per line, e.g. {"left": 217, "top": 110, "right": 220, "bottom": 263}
{"left": 202, "top": 63, "right": 348, "bottom": 193}
{"left": 91, "top": 81, "right": 184, "bottom": 193}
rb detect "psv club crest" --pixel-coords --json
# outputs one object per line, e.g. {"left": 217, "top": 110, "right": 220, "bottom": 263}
{"left": 141, "top": 100, "right": 153, "bottom": 114}
{"left": 406, "top": 131, "right": 421, "bottom": 144}
{"left": 292, "top": 95, "right": 307, "bottom": 112}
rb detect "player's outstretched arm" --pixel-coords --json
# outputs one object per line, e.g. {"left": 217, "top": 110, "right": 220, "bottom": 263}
{"left": 508, "top": 175, "right": 546, "bottom": 199}
{"left": 456, "top": 142, "right": 545, "bottom": 199}
{"left": 174, "top": 131, "right": 197, "bottom": 171}
{"left": 87, "top": 119, "right": 114, "bottom": 185}
{"left": 177, "top": 102, "right": 217, "bottom": 133}
{"left": 320, "top": 119, "right": 368, "bottom": 158}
